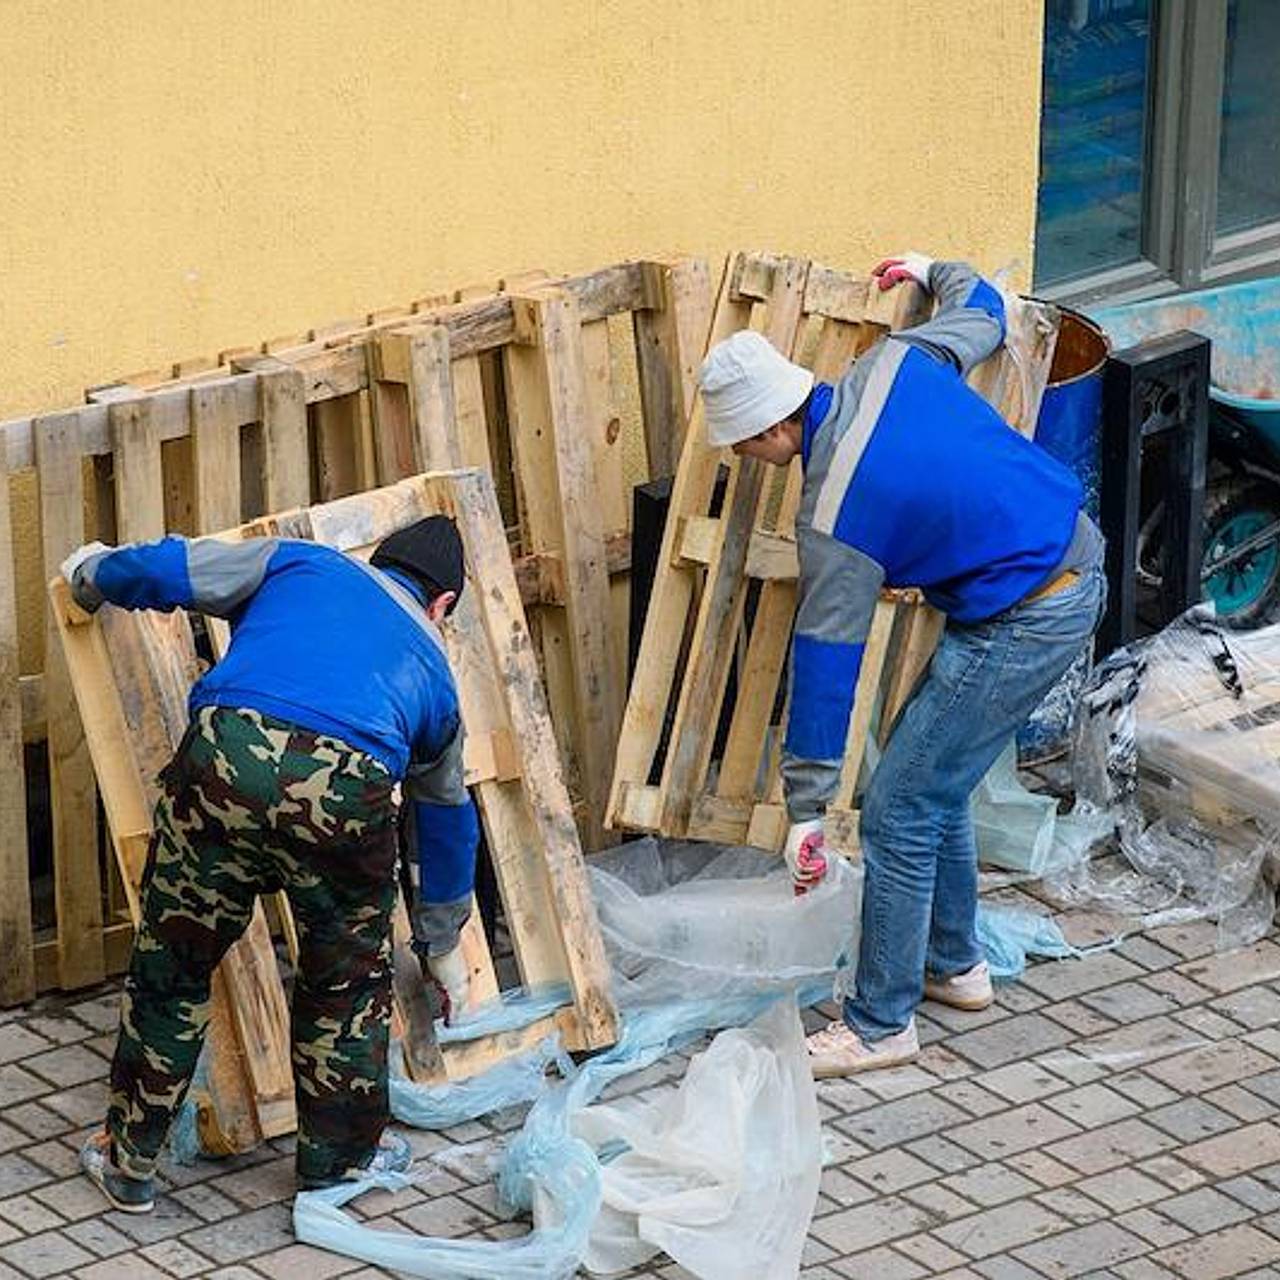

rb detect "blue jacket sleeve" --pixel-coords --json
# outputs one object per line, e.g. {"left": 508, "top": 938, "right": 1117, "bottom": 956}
{"left": 781, "top": 527, "right": 885, "bottom": 822}
{"left": 895, "top": 260, "right": 1006, "bottom": 377}
{"left": 403, "top": 716, "right": 479, "bottom": 956}
{"left": 72, "top": 536, "right": 279, "bottom": 618}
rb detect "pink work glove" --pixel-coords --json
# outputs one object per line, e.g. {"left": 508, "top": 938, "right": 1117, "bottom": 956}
{"left": 871, "top": 252, "right": 934, "bottom": 292}
{"left": 783, "top": 819, "right": 829, "bottom": 897}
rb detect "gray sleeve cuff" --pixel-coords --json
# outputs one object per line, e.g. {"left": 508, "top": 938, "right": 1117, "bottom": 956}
{"left": 410, "top": 895, "right": 472, "bottom": 957}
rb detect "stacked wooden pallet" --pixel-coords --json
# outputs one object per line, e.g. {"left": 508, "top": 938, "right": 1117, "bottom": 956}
{"left": 50, "top": 469, "right": 619, "bottom": 1150}
{"left": 608, "top": 252, "right": 1060, "bottom": 854}
{"left": 0, "top": 257, "right": 710, "bottom": 1005}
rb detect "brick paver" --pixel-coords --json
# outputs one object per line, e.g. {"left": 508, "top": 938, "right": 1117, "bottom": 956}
{"left": 0, "top": 896, "right": 1276, "bottom": 1278}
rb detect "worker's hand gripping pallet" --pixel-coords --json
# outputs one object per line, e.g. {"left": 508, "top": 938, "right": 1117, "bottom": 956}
{"left": 607, "top": 251, "right": 1060, "bottom": 855}
{"left": 49, "top": 467, "right": 618, "bottom": 1153}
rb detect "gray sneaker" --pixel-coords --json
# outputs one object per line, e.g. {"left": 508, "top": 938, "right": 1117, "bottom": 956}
{"left": 80, "top": 1130, "right": 154, "bottom": 1214}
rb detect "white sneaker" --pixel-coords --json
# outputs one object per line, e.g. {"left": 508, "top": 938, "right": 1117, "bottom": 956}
{"left": 806, "top": 1019, "right": 919, "bottom": 1079}
{"left": 924, "top": 960, "right": 994, "bottom": 1011}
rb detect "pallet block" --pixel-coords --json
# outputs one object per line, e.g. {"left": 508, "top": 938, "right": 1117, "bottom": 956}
{"left": 52, "top": 467, "right": 618, "bottom": 1146}
{"left": 608, "top": 251, "right": 1060, "bottom": 855}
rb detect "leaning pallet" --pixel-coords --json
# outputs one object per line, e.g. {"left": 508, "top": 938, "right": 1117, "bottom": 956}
{"left": 221, "top": 469, "right": 619, "bottom": 1070}
{"left": 50, "top": 468, "right": 617, "bottom": 1148}
{"left": 0, "top": 256, "right": 708, "bottom": 1005}
{"left": 84, "top": 259, "right": 711, "bottom": 851}
{"left": 608, "top": 251, "right": 1060, "bottom": 854}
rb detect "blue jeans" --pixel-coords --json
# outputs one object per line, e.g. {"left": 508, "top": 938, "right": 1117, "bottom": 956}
{"left": 844, "top": 560, "right": 1107, "bottom": 1041}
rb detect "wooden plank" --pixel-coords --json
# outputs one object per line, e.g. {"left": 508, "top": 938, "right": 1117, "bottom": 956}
{"left": 35, "top": 413, "right": 104, "bottom": 989}
{"left": 879, "top": 600, "right": 946, "bottom": 746}
{"left": 0, "top": 450, "right": 34, "bottom": 1006}
{"left": 657, "top": 257, "right": 809, "bottom": 834}
{"left": 580, "top": 316, "right": 630, "bottom": 744}
{"left": 110, "top": 399, "right": 165, "bottom": 541}
{"left": 366, "top": 343, "right": 418, "bottom": 484}
{"left": 190, "top": 382, "right": 243, "bottom": 535}
{"left": 504, "top": 288, "right": 618, "bottom": 851}
{"left": 259, "top": 367, "right": 310, "bottom": 512}
{"left": 378, "top": 328, "right": 463, "bottom": 471}
{"left": 34, "top": 919, "right": 132, "bottom": 990}
{"left": 606, "top": 255, "right": 751, "bottom": 831}
{"left": 450, "top": 355, "right": 491, "bottom": 472}
{"left": 311, "top": 395, "right": 367, "bottom": 501}
{"left": 634, "top": 258, "right": 713, "bottom": 479}
{"left": 390, "top": 899, "right": 446, "bottom": 1082}
{"left": 425, "top": 470, "right": 617, "bottom": 1050}
{"left": 833, "top": 597, "right": 896, "bottom": 810}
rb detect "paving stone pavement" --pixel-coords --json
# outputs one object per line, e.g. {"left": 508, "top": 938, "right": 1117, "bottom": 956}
{"left": 4, "top": 914, "right": 1280, "bottom": 1277}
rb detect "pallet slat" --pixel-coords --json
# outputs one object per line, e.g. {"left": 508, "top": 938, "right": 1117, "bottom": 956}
{"left": 0, "top": 448, "right": 34, "bottom": 1006}
{"left": 35, "top": 414, "right": 105, "bottom": 990}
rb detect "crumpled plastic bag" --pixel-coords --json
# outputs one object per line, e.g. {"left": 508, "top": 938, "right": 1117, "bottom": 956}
{"left": 571, "top": 999, "right": 820, "bottom": 1279}
{"left": 973, "top": 741, "right": 1111, "bottom": 877}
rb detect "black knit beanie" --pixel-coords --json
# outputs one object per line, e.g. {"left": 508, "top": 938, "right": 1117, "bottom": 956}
{"left": 370, "top": 516, "right": 465, "bottom": 613}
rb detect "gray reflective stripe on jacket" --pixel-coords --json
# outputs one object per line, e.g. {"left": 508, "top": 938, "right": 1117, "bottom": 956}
{"left": 781, "top": 261, "right": 1005, "bottom": 822}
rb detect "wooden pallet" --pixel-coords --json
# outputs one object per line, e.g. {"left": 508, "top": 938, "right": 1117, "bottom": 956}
{"left": 225, "top": 469, "right": 619, "bottom": 1069}
{"left": 50, "top": 468, "right": 616, "bottom": 1146}
{"left": 608, "top": 251, "right": 1061, "bottom": 855}
{"left": 0, "top": 255, "right": 708, "bottom": 1004}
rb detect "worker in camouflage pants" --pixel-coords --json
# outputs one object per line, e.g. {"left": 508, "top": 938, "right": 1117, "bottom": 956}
{"left": 61, "top": 517, "right": 482, "bottom": 1213}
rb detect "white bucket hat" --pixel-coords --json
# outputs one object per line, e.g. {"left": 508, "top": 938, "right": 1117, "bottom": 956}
{"left": 699, "top": 330, "right": 814, "bottom": 448}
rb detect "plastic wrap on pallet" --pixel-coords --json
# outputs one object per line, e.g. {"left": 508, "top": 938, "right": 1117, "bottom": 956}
{"left": 1047, "top": 607, "right": 1280, "bottom": 950}
{"left": 295, "top": 838, "right": 858, "bottom": 1278}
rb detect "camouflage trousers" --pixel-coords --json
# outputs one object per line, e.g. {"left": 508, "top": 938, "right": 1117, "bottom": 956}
{"left": 108, "top": 705, "right": 399, "bottom": 1188}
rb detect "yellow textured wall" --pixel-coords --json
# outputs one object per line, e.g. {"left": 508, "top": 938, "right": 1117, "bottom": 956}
{"left": 1, "top": 0, "right": 1044, "bottom": 664}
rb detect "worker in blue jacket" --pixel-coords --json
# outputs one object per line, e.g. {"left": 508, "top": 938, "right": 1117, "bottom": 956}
{"left": 60, "top": 516, "right": 479, "bottom": 1211}
{"left": 699, "top": 253, "right": 1105, "bottom": 1077}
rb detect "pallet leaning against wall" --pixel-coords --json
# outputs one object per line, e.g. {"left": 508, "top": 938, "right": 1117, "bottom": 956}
{"left": 0, "top": 367, "right": 306, "bottom": 1006}
{"left": 0, "top": 255, "right": 710, "bottom": 1004}
{"left": 48, "top": 468, "right": 617, "bottom": 1145}
{"left": 86, "top": 258, "right": 712, "bottom": 851}
{"left": 608, "top": 250, "right": 1061, "bottom": 854}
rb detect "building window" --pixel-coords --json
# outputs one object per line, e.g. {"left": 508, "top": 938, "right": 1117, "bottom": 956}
{"left": 1034, "top": 0, "right": 1280, "bottom": 301}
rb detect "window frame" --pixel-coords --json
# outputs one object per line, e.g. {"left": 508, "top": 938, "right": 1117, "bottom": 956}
{"left": 1038, "top": 0, "right": 1280, "bottom": 306}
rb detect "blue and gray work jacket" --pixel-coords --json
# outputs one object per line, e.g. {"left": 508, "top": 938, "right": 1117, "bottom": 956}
{"left": 783, "top": 260, "right": 1102, "bottom": 822}
{"left": 70, "top": 537, "right": 479, "bottom": 955}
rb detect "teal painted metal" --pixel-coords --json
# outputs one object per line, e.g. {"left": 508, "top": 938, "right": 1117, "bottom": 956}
{"left": 1093, "top": 276, "right": 1280, "bottom": 462}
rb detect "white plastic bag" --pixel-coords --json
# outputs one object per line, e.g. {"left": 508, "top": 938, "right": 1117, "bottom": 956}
{"left": 572, "top": 999, "right": 820, "bottom": 1280}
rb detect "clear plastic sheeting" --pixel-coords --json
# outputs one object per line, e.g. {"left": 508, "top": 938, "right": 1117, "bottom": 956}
{"left": 295, "top": 838, "right": 860, "bottom": 1279}
{"left": 1050, "top": 608, "right": 1280, "bottom": 951}
{"left": 572, "top": 1000, "right": 820, "bottom": 1280}
{"left": 973, "top": 741, "right": 1111, "bottom": 877}
{"left": 589, "top": 838, "right": 862, "bottom": 1009}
